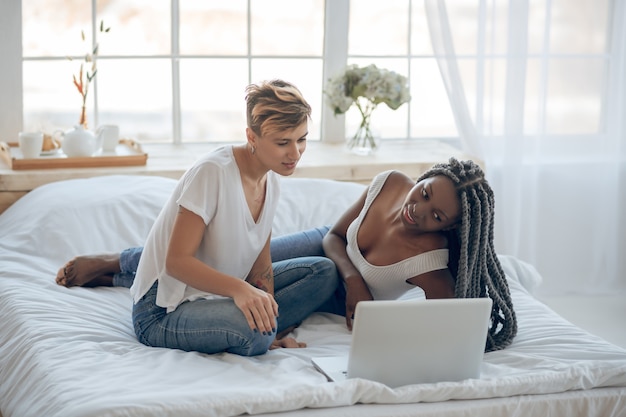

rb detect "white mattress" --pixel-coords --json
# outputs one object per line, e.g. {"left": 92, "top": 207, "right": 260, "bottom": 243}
{"left": 1, "top": 175, "right": 625, "bottom": 417}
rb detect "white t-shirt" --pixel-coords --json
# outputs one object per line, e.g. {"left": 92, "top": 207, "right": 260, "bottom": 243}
{"left": 130, "top": 145, "right": 280, "bottom": 313}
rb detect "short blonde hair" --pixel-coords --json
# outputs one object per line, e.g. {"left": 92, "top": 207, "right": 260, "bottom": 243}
{"left": 245, "top": 79, "right": 312, "bottom": 137}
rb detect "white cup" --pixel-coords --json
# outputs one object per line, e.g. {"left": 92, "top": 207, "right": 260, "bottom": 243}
{"left": 97, "top": 124, "right": 120, "bottom": 152}
{"left": 18, "top": 132, "right": 44, "bottom": 159}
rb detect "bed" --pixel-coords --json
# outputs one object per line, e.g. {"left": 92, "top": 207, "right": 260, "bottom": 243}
{"left": 1, "top": 174, "right": 625, "bottom": 417}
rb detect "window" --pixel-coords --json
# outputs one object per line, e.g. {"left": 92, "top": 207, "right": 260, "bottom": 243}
{"left": 18, "top": 0, "right": 327, "bottom": 144}
{"left": 0, "top": 0, "right": 617, "bottom": 145}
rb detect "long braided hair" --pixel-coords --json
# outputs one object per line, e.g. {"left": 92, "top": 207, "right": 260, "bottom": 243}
{"left": 417, "top": 158, "right": 517, "bottom": 352}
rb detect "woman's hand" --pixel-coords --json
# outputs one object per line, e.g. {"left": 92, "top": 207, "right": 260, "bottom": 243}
{"left": 344, "top": 276, "right": 373, "bottom": 330}
{"left": 233, "top": 283, "right": 279, "bottom": 335}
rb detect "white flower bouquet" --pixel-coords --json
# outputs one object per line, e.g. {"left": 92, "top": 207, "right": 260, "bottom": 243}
{"left": 324, "top": 64, "right": 410, "bottom": 152}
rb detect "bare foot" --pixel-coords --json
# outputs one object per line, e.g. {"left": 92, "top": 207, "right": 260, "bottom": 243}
{"left": 270, "top": 325, "right": 306, "bottom": 349}
{"left": 270, "top": 336, "right": 306, "bottom": 349}
{"left": 55, "top": 253, "right": 121, "bottom": 287}
{"left": 275, "top": 325, "right": 299, "bottom": 341}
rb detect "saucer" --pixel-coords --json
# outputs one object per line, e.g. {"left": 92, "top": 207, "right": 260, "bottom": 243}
{"left": 40, "top": 148, "right": 62, "bottom": 156}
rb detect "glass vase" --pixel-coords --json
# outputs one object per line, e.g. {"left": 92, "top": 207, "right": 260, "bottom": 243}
{"left": 347, "top": 100, "right": 379, "bottom": 156}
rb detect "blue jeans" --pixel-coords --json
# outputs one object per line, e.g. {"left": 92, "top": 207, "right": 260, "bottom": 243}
{"left": 120, "top": 227, "right": 346, "bottom": 356}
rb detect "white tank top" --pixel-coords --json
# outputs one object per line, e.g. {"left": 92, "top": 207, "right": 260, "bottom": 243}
{"left": 345, "top": 170, "right": 449, "bottom": 300}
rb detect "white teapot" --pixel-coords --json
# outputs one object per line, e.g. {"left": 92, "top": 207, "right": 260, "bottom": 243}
{"left": 59, "top": 125, "right": 103, "bottom": 157}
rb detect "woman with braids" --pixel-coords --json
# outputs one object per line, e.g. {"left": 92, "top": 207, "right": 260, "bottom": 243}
{"left": 57, "top": 158, "right": 517, "bottom": 352}
{"left": 314, "top": 158, "right": 517, "bottom": 352}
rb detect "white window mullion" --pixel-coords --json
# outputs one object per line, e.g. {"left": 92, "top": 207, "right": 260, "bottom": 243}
{"left": 247, "top": 0, "right": 252, "bottom": 84}
{"left": 606, "top": 0, "right": 626, "bottom": 146}
{"left": 92, "top": 0, "right": 100, "bottom": 128}
{"left": 321, "top": 0, "right": 349, "bottom": 143}
{"left": 503, "top": 0, "right": 528, "bottom": 137}
{"left": 171, "top": 0, "right": 182, "bottom": 144}
{"left": 487, "top": 0, "right": 496, "bottom": 136}
{"left": 475, "top": 0, "right": 486, "bottom": 136}
{"left": 537, "top": 0, "right": 552, "bottom": 136}
{"left": 406, "top": 0, "right": 413, "bottom": 140}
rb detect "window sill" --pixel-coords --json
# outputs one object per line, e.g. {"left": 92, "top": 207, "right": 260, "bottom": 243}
{"left": 0, "top": 140, "right": 471, "bottom": 213}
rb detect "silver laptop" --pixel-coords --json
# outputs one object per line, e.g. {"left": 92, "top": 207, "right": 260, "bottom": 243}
{"left": 311, "top": 297, "right": 492, "bottom": 388}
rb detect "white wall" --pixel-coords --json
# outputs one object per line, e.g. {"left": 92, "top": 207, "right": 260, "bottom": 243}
{"left": 0, "top": 1, "right": 23, "bottom": 142}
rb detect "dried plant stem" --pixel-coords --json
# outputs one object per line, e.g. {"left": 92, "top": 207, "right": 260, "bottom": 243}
{"left": 79, "top": 105, "right": 88, "bottom": 129}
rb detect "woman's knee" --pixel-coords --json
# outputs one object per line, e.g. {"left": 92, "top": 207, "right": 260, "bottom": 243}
{"left": 270, "top": 226, "right": 330, "bottom": 262}
{"left": 228, "top": 329, "right": 275, "bottom": 356}
{"left": 316, "top": 256, "right": 336, "bottom": 271}
{"left": 310, "top": 257, "right": 339, "bottom": 283}
{"left": 136, "top": 317, "right": 275, "bottom": 356}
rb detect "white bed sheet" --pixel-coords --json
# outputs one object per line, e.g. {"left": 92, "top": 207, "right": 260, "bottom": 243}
{"left": 1, "top": 175, "right": 625, "bottom": 417}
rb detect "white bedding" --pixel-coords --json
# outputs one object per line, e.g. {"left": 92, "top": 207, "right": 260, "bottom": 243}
{"left": 1, "top": 175, "right": 625, "bottom": 417}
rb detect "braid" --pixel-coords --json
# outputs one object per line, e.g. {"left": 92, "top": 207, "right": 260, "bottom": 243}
{"left": 418, "top": 158, "right": 517, "bottom": 351}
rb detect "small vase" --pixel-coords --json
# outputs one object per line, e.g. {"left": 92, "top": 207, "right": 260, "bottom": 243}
{"left": 347, "top": 100, "right": 379, "bottom": 156}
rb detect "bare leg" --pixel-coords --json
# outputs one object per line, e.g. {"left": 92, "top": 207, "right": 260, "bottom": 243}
{"left": 55, "top": 253, "right": 121, "bottom": 287}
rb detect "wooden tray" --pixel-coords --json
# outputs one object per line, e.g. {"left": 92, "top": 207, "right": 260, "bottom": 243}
{"left": 0, "top": 139, "right": 148, "bottom": 170}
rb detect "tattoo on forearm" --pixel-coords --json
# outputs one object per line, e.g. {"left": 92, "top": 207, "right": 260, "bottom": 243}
{"left": 249, "top": 266, "right": 274, "bottom": 293}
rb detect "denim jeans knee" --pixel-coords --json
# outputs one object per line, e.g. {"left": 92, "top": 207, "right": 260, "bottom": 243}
{"left": 273, "top": 256, "right": 340, "bottom": 333}
{"left": 132, "top": 281, "right": 275, "bottom": 356}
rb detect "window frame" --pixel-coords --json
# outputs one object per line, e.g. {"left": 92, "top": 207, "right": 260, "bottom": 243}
{"left": 1, "top": 0, "right": 623, "bottom": 147}
{"left": 0, "top": 0, "right": 350, "bottom": 145}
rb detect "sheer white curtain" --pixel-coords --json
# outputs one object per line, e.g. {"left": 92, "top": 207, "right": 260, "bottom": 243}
{"left": 425, "top": 0, "right": 626, "bottom": 296}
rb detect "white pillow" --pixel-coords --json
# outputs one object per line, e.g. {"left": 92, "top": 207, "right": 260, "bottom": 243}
{"left": 0, "top": 175, "right": 175, "bottom": 265}
{"left": 274, "top": 177, "right": 365, "bottom": 236}
{"left": 1, "top": 175, "right": 541, "bottom": 294}
{"left": 0, "top": 175, "right": 366, "bottom": 265}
